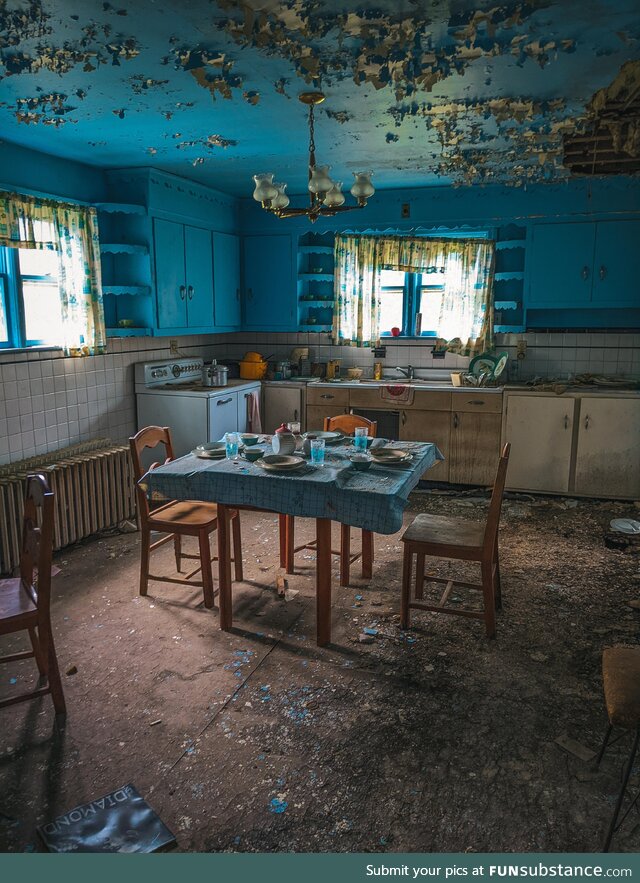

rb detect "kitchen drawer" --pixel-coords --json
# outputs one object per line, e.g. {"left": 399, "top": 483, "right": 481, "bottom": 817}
{"left": 411, "top": 390, "right": 452, "bottom": 411}
{"left": 452, "top": 393, "right": 503, "bottom": 414}
{"left": 307, "top": 386, "right": 350, "bottom": 407}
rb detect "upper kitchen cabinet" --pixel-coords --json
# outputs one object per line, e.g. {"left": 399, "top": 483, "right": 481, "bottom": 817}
{"left": 154, "top": 219, "right": 214, "bottom": 330}
{"left": 242, "top": 234, "right": 296, "bottom": 330}
{"left": 527, "top": 218, "right": 640, "bottom": 312}
{"left": 213, "top": 232, "right": 241, "bottom": 328}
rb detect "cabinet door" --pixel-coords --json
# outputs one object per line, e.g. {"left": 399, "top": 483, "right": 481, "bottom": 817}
{"left": 213, "top": 232, "right": 241, "bottom": 327}
{"left": 264, "top": 386, "right": 303, "bottom": 434}
{"left": 154, "top": 218, "right": 186, "bottom": 329}
{"left": 592, "top": 220, "right": 640, "bottom": 307}
{"left": 306, "top": 405, "right": 346, "bottom": 431}
{"left": 184, "top": 225, "right": 214, "bottom": 328}
{"left": 208, "top": 392, "right": 239, "bottom": 441}
{"left": 450, "top": 411, "right": 502, "bottom": 486}
{"left": 575, "top": 397, "right": 640, "bottom": 498}
{"left": 503, "top": 395, "right": 573, "bottom": 493}
{"left": 528, "top": 223, "right": 596, "bottom": 308}
{"left": 243, "top": 234, "right": 295, "bottom": 329}
{"left": 399, "top": 409, "right": 450, "bottom": 481}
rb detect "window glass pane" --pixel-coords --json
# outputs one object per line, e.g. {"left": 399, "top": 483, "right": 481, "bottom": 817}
{"left": 379, "top": 288, "right": 404, "bottom": 334}
{"left": 0, "top": 279, "right": 8, "bottom": 343}
{"left": 418, "top": 283, "right": 445, "bottom": 334}
{"left": 380, "top": 269, "right": 405, "bottom": 288}
{"left": 22, "top": 280, "right": 63, "bottom": 344}
{"left": 18, "top": 247, "right": 58, "bottom": 278}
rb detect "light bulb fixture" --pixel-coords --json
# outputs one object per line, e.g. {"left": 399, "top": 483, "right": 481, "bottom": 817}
{"left": 250, "top": 92, "right": 375, "bottom": 223}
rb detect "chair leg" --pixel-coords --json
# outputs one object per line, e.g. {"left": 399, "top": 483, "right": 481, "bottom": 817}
{"left": 279, "top": 515, "right": 287, "bottom": 568}
{"left": 603, "top": 728, "right": 640, "bottom": 853}
{"left": 362, "top": 530, "right": 373, "bottom": 579}
{"left": 29, "top": 626, "right": 46, "bottom": 676}
{"left": 481, "top": 561, "right": 497, "bottom": 638}
{"left": 415, "top": 552, "right": 425, "bottom": 600}
{"left": 199, "top": 530, "right": 215, "bottom": 609}
{"left": 139, "top": 527, "right": 150, "bottom": 596}
{"left": 494, "top": 548, "right": 502, "bottom": 611}
{"left": 401, "top": 545, "right": 412, "bottom": 630}
{"left": 39, "top": 621, "right": 66, "bottom": 715}
{"left": 340, "top": 524, "right": 351, "bottom": 587}
{"left": 232, "top": 512, "right": 243, "bottom": 582}
{"left": 596, "top": 723, "right": 613, "bottom": 766}
{"left": 174, "top": 534, "right": 182, "bottom": 572}
{"left": 285, "top": 515, "right": 295, "bottom": 574}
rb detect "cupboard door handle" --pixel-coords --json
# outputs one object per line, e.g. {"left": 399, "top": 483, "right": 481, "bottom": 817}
{"left": 248, "top": 287, "right": 253, "bottom": 300}
{"left": 217, "top": 397, "right": 233, "bottom": 406}
{"left": 584, "top": 415, "right": 590, "bottom": 429}
{"left": 599, "top": 265, "right": 607, "bottom": 281}
{"left": 236, "top": 288, "right": 240, "bottom": 301}
{"left": 564, "top": 415, "right": 569, "bottom": 430}
{"left": 453, "top": 413, "right": 459, "bottom": 428}
{"left": 179, "top": 285, "right": 186, "bottom": 300}
{"left": 320, "top": 393, "right": 334, "bottom": 399}
{"left": 467, "top": 400, "right": 484, "bottom": 405}
{"left": 581, "top": 266, "right": 590, "bottom": 280}
{"left": 401, "top": 410, "right": 407, "bottom": 425}
{"left": 187, "top": 285, "right": 194, "bottom": 300}
{"left": 294, "top": 409, "right": 298, "bottom": 421}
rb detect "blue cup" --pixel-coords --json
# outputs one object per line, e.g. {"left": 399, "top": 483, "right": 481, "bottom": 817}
{"left": 310, "top": 438, "right": 325, "bottom": 467}
{"left": 225, "top": 432, "right": 239, "bottom": 460}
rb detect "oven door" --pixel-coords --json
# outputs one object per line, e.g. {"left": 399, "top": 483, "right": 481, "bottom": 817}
{"left": 208, "top": 391, "right": 239, "bottom": 441}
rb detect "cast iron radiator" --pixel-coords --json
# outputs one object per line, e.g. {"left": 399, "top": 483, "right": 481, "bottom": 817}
{"left": 0, "top": 438, "right": 136, "bottom": 575}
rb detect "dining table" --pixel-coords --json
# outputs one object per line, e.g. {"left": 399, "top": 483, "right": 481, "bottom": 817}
{"left": 141, "top": 438, "right": 444, "bottom": 646}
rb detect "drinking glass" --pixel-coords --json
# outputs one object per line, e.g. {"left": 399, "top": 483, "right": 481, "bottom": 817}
{"left": 225, "top": 432, "right": 239, "bottom": 460}
{"left": 310, "top": 438, "right": 325, "bottom": 467}
{"left": 354, "top": 426, "right": 368, "bottom": 452}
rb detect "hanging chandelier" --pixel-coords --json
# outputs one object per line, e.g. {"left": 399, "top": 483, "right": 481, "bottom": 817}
{"left": 251, "top": 91, "right": 375, "bottom": 223}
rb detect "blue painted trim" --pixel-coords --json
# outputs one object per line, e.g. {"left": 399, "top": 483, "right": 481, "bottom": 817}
{"left": 106, "top": 326, "right": 152, "bottom": 337}
{"left": 95, "top": 202, "right": 146, "bottom": 216}
{"left": 102, "top": 285, "right": 151, "bottom": 296}
{"left": 100, "top": 243, "right": 149, "bottom": 255}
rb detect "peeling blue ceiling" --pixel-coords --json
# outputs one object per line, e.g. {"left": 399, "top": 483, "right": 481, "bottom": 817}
{"left": 0, "top": 0, "right": 639, "bottom": 196}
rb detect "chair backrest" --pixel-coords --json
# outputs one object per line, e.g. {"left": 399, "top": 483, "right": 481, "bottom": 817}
{"left": 20, "top": 473, "right": 55, "bottom": 617}
{"left": 324, "top": 413, "right": 378, "bottom": 437}
{"left": 483, "top": 443, "right": 511, "bottom": 556}
{"left": 129, "top": 426, "right": 175, "bottom": 520}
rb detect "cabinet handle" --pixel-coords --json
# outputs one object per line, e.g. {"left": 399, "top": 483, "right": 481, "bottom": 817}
{"left": 453, "top": 413, "right": 459, "bottom": 429}
{"left": 179, "top": 285, "right": 186, "bottom": 300}
{"left": 467, "top": 400, "right": 485, "bottom": 405}
{"left": 248, "top": 287, "right": 253, "bottom": 300}
{"left": 320, "top": 393, "right": 334, "bottom": 399}
{"left": 584, "top": 415, "right": 590, "bottom": 429}
{"left": 401, "top": 410, "right": 406, "bottom": 425}
{"left": 217, "top": 397, "right": 233, "bottom": 406}
{"left": 564, "top": 415, "right": 569, "bottom": 430}
{"left": 187, "top": 285, "right": 194, "bottom": 300}
{"left": 581, "top": 266, "right": 590, "bottom": 280}
{"left": 599, "top": 265, "right": 607, "bottom": 281}
{"left": 236, "top": 287, "right": 240, "bottom": 301}
{"left": 294, "top": 409, "right": 298, "bottom": 421}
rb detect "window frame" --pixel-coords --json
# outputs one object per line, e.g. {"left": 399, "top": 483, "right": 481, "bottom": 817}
{"left": 0, "top": 246, "right": 63, "bottom": 350}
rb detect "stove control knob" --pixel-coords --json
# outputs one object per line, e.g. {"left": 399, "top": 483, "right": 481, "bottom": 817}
{"left": 172, "top": 364, "right": 181, "bottom": 378}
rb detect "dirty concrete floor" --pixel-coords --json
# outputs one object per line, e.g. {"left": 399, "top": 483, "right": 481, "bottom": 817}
{"left": 1, "top": 491, "right": 639, "bottom": 854}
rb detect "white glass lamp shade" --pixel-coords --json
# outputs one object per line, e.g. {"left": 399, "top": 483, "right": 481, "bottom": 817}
{"left": 323, "top": 181, "right": 346, "bottom": 208}
{"left": 272, "top": 183, "right": 290, "bottom": 210}
{"left": 350, "top": 171, "right": 375, "bottom": 201}
{"left": 252, "top": 173, "right": 278, "bottom": 203}
{"left": 308, "top": 165, "right": 334, "bottom": 194}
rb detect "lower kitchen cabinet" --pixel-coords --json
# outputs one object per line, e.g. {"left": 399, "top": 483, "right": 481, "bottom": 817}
{"left": 504, "top": 395, "right": 574, "bottom": 493}
{"left": 400, "top": 408, "right": 450, "bottom": 481}
{"left": 306, "top": 405, "right": 346, "bottom": 431}
{"left": 450, "top": 411, "right": 502, "bottom": 486}
{"left": 264, "top": 385, "right": 305, "bottom": 434}
{"left": 574, "top": 397, "right": 640, "bottom": 498}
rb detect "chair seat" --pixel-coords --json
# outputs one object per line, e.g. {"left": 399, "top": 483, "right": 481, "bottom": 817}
{"left": 149, "top": 499, "right": 219, "bottom": 530}
{"left": 402, "top": 513, "right": 485, "bottom": 551}
{"left": 0, "top": 578, "right": 38, "bottom": 628}
{"left": 603, "top": 646, "right": 640, "bottom": 730}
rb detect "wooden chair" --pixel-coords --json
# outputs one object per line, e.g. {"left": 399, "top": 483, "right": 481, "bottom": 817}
{"left": 0, "top": 474, "right": 66, "bottom": 715}
{"left": 596, "top": 645, "right": 640, "bottom": 852}
{"left": 400, "top": 443, "right": 511, "bottom": 638}
{"left": 129, "top": 426, "right": 243, "bottom": 609}
{"left": 283, "top": 414, "right": 377, "bottom": 586}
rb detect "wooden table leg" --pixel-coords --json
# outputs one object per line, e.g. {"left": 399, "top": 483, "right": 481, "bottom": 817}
{"left": 217, "top": 503, "right": 233, "bottom": 631}
{"left": 278, "top": 514, "right": 287, "bottom": 568}
{"left": 340, "top": 523, "right": 351, "bottom": 587}
{"left": 316, "top": 518, "right": 332, "bottom": 647}
{"left": 285, "top": 515, "right": 295, "bottom": 574}
{"left": 362, "top": 529, "right": 374, "bottom": 579}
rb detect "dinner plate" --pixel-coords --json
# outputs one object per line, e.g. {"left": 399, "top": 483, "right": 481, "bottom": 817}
{"left": 258, "top": 455, "right": 306, "bottom": 473}
{"left": 469, "top": 353, "right": 498, "bottom": 377}
{"left": 302, "top": 430, "right": 343, "bottom": 444}
{"left": 370, "top": 448, "right": 412, "bottom": 464}
{"left": 196, "top": 442, "right": 226, "bottom": 453}
{"left": 193, "top": 447, "right": 226, "bottom": 460}
{"left": 492, "top": 352, "right": 509, "bottom": 380}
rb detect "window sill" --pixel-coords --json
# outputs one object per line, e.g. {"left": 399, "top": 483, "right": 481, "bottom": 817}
{"left": 0, "top": 344, "right": 63, "bottom": 357}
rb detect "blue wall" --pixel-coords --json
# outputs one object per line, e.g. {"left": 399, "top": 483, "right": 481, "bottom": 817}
{"left": 0, "top": 141, "right": 107, "bottom": 203}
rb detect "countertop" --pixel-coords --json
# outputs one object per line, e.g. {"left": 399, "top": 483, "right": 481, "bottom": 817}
{"left": 308, "top": 380, "right": 504, "bottom": 393}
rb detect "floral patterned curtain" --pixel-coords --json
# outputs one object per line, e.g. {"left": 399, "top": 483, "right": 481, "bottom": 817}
{"left": 0, "top": 190, "right": 106, "bottom": 355}
{"left": 333, "top": 234, "right": 381, "bottom": 347}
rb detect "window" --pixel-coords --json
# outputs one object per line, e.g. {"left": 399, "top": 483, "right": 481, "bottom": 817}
{"left": 379, "top": 268, "right": 445, "bottom": 337}
{"left": 0, "top": 247, "right": 63, "bottom": 348}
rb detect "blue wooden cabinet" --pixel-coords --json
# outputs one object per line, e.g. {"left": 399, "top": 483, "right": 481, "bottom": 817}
{"left": 213, "top": 232, "right": 241, "bottom": 328}
{"left": 528, "top": 219, "right": 640, "bottom": 311}
{"left": 242, "top": 234, "right": 295, "bottom": 329}
{"left": 154, "top": 219, "right": 214, "bottom": 330}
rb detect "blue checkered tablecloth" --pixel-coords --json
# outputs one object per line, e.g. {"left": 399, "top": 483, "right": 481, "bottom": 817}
{"left": 142, "top": 440, "right": 443, "bottom": 535}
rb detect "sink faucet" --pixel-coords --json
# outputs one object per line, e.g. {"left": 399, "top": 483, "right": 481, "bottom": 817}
{"left": 395, "top": 365, "right": 415, "bottom": 380}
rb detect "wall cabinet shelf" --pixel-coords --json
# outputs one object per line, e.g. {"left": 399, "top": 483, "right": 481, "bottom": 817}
{"left": 299, "top": 245, "right": 334, "bottom": 255}
{"left": 105, "top": 326, "right": 152, "bottom": 337}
